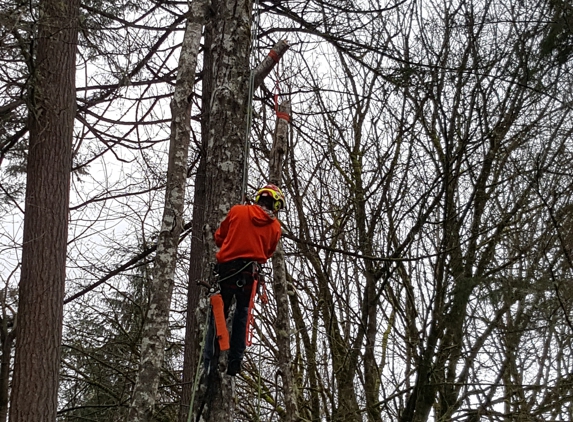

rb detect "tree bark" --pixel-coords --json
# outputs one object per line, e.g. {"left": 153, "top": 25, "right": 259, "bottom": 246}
{"left": 128, "top": 2, "right": 208, "bottom": 420}
{"left": 185, "top": 33, "right": 290, "bottom": 420}
{"left": 192, "top": 0, "right": 253, "bottom": 420}
{"left": 8, "top": 0, "right": 79, "bottom": 420}
{"left": 177, "top": 8, "right": 215, "bottom": 420}
{"left": 252, "top": 40, "right": 290, "bottom": 90}
{"left": 0, "top": 323, "right": 15, "bottom": 422}
{"left": 268, "top": 101, "right": 300, "bottom": 422}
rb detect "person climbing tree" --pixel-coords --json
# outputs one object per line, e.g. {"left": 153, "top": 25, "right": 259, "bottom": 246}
{"left": 204, "top": 184, "right": 285, "bottom": 376}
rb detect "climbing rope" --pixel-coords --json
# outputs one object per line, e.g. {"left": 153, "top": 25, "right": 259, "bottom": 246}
{"left": 256, "top": 312, "right": 264, "bottom": 421}
{"left": 187, "top": 308, "right": 211, "bottom": 422}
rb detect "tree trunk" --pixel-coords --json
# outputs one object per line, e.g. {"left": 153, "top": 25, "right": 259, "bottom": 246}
{"left": 0, "top": 325, "right": 15, "bottom": 422}
{"left": 192, "top": 0, "right": 253, "bottom": 420}
{"left": 178, "top": 159, "right": 207, "bottom": 422}
{"left": 185, "top": 33, "right": 289, "bottom": 420}
{"left": 8, "top": 0, "right": 79, "bottom": 420}
{"left": 268, "top": 101, "right": 300, "bottom": 422}
{"left": 128, "top": 2, "right": 208, "bottom": 420}
{"left": 178, "top": 32, "right": 211, "bottom": 417}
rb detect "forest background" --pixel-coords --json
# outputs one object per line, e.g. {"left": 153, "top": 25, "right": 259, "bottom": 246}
{"left": 1, "top": 0, "right": 573, "bottom": 421}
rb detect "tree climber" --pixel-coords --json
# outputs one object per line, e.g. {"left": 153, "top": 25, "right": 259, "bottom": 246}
{"left": 204, "top": 184, "right": 285, "bottom": 376}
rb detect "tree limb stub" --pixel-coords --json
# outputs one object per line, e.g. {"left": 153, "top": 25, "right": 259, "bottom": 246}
{"left": 253, "top": 40, "right": 290, "bottom": 91}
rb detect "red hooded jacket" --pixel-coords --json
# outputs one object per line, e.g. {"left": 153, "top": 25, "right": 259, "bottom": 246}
{"left": 214, "top": 204, "right": 282, "bottom": 264}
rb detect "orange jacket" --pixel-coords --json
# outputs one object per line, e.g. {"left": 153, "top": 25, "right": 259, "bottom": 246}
{"left": 215, "top": 204, "right": 282, "bottom": 264}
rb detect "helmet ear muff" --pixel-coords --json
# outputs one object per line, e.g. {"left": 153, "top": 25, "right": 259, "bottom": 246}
{"left": 273, "top": 200, "right": 281, "bottom": 212}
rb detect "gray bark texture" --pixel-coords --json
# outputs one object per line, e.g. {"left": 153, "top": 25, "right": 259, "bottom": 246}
{"left": 193, "top": 0, "right": 253, "bottom": 420}
{"left": 177, "top": 13, "right": 215, "bottom": 420}
{"left": 252, "top": 40, "right": 290, "bottom": 91}
{"left": 269, "top": 101, "right": 300, "bottom": 421}
{"left": 128, "top": 2, "right": 208, "bottom": 420}
{"left": 8, "top": 0, "right": 79, "bottom": 420}
{"left": 181, "top": 39, "right": 290, "bottom": 422}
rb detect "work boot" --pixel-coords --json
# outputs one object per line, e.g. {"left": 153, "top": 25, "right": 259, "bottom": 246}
{"left": 227, "top": 359, "right": 241, "bottom": 376}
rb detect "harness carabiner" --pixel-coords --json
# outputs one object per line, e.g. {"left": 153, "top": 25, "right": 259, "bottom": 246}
{"left": 236, "top": 276, "right": 246, "bottom": 288}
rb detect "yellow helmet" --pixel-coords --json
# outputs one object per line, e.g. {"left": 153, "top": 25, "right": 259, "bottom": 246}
{"left": 255, "top": 184, "right": 286, "bottom": 211}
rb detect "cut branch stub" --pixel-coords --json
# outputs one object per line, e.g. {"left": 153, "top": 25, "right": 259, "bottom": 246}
{"left": 253, "top": 40, "right": 290, "bottom": 91}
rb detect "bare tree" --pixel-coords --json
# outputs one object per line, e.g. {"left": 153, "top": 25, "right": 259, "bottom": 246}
{"left": 127, "top": 1, "right": 209, "bottom": 420}
{"left": 191, "top": 0, "right": 254, "bottom": 420}
{"left": 179, "top": 39, "right": 290, "bottom": 422}
{"left": 1, "top": 0, "right": 572, "bottom": 421}
{"left": 268, "top": 99, "right": 299, "bottom": 422}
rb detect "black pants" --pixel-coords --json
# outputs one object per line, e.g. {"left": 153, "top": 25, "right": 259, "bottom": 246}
{"left": 204, "top": 261, "right": 255, "bottom": 372}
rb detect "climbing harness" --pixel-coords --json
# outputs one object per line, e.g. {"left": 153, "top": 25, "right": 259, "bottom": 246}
{"left": 194, "top": 260, "right": 267, "bottom": 370}
{"left": 212, "top": 260, "right": 259, "bottom": 350}
{"left": 215, "top": 259, "right": 257, "bottom": 283}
